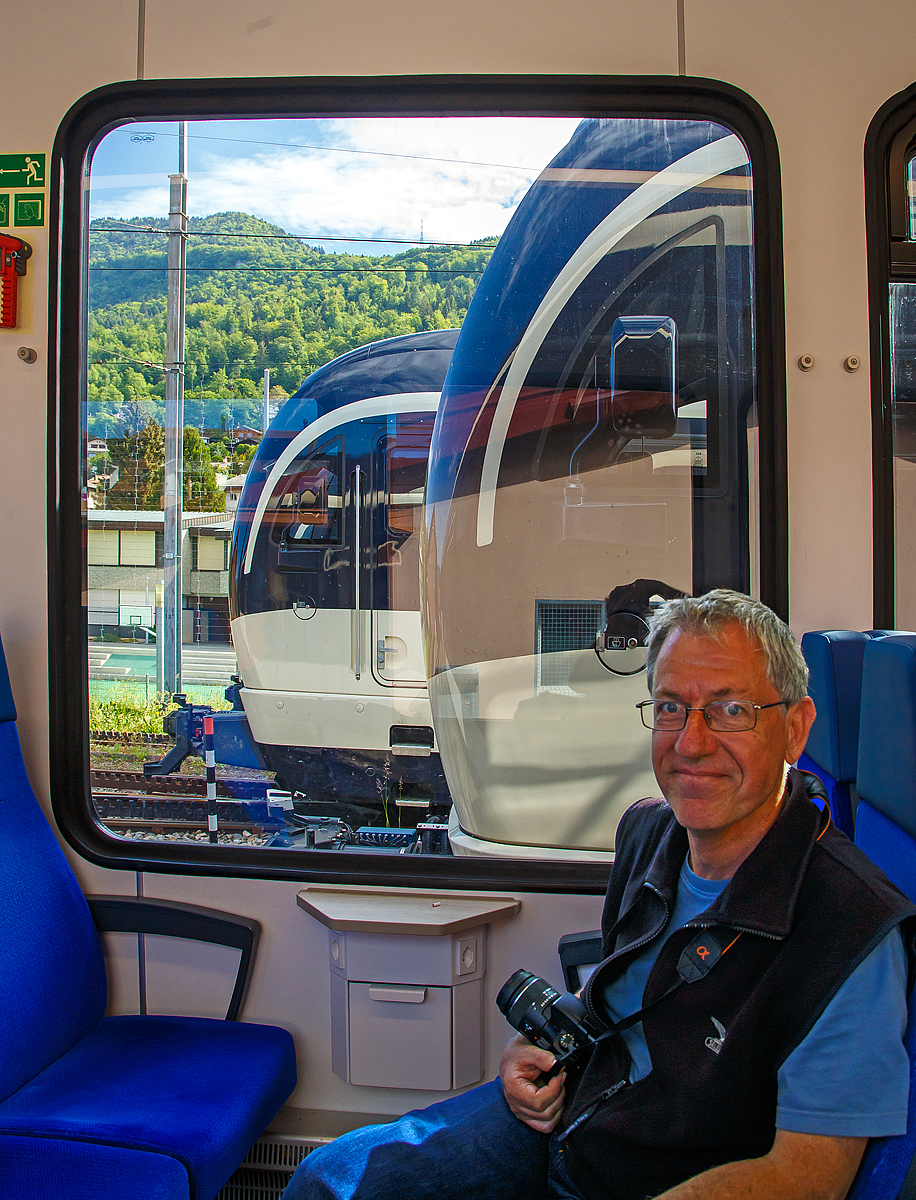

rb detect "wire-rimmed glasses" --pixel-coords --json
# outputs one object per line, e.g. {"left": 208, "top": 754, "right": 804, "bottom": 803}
{"left": 636, "top": 699, "right": 789, "bottom": 732}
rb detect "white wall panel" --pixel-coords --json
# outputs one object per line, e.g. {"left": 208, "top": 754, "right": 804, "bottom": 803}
{"left": 142, "top": 871, "right": 603, "bottom": 1117}
{"left": 687, "top": 0, "right": 916, "bottom": 634}
{"left": 1, "top": 0, "right": 136, "bottom": 807}
{"left": 144, "top": 934, "right": 241, "bottom": 1019}
{"left": 99, "top": 931, "right": 143, "bottom": 1014}
{"left": 143, "top": 0, "right": 679, "bottom": 79}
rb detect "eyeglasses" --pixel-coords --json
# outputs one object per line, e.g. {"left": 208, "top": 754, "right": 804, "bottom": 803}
{"left": 636, "top": 699, "right": 790, "bottom": 732}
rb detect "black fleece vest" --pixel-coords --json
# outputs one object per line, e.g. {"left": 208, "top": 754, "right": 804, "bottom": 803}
{"left": 558, "top": 771, "right": 916, "bottom": 1200}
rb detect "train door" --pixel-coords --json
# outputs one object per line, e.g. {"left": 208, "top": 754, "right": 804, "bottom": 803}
{"left": 370, "top": 411, "right": 437, "bottom": 687}
{"left": 258, "top": 421, "right": 404, "bottom": 694}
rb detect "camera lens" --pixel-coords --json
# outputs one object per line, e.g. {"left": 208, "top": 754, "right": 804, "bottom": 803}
{"left": 496, "top": 969, "right": 534, "bottom": 1014}
{"left": 496, "top": 969, "right": 562, "bottom": 1047}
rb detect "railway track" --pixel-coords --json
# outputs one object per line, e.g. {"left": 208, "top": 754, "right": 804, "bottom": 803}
{"left": 90, "top": 731, "right": 172, "bottom": 745}
{"left": 101, "top": 816, "right": 270, "bottom": 844}
{"left": 91, "top": 769, "right": 249, "bottom": 798}
{"left": 91, "top": 793, "right": 277, "bottom": 845}
{"left": 92, "top": 792, "right": 265, "bottom": 817}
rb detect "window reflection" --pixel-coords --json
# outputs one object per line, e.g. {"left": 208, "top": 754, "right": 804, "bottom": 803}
{"left": 424, "top": 119, "right": 758, "bottom": 856}
{"left": 890, "top": 282, "right": 916, "bottom": 627}
{"left": 83, "top": 115, "right": 760, "bottom": 861}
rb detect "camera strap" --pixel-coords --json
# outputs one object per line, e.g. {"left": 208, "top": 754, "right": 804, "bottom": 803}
{"left": 599, "top": 927, "right": 742, "bottom": 1038}
{"left": 555, "top": 929, "right": 743, "bottom": 1141}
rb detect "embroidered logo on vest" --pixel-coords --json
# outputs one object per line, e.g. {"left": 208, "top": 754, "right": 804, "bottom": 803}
{"left": 705, "top": 1017, "right": 726, "bottom": 1054}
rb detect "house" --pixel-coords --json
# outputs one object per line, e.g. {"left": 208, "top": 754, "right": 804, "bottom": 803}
{"left": 201, "top": 425, "right": 264, "bottom": 447}
{"left": 221, "top": 474, "right": 247, "bottom": 512}
{"left": 87, "top": 510, "right": 233, "bottom": 643}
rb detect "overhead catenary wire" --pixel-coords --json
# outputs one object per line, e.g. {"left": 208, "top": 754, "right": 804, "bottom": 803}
{"left": 89, "top": 266, "right": 486, "bottom": 273}
{"left": 107, "top": 126, "right": 546, "bottom": 172}
{"left": 90, "top": 350, "right": 166, "bottom": 369}
{"left": 90, "top": 222, "right": 498, "bottom": 249}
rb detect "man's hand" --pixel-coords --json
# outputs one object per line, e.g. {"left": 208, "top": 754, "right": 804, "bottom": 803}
{"left": 499, "top": 1033, "right": 566, "bottom": 1133}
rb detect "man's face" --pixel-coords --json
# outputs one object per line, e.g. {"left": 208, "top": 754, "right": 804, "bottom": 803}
{"left": 650, "top": 622, "right": 815, "bottom": 842}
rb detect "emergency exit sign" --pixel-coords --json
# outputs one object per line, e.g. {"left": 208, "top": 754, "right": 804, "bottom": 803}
{"left": 0, "top": 155, "right": 45, "bottom": 189}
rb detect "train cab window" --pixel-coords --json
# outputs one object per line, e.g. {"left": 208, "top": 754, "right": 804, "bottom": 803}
{"left": 380, "top": 416, "right": 435, "bottom": 613}
{"left": 49, "top": 79, "right": 784, "bottom": 888}
{"left": 267, "top": 442, "right": 343, "bottom": 550}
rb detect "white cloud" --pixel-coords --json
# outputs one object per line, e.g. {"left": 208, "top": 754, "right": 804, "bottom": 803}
{"left": 90, "top": 173, "right": 168, "bottom": 190}
{"left": 90, "top": 116, "right": 582, "bottom": 248}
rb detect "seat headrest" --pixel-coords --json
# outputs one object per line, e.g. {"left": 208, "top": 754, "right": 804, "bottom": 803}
{"left": 800, "top": 630, "right": 870, "bottom": 782}
{"left": 0, "top": 632, "right": 18, "bottom": 724}
{"left": 857, "top": 633, "right": 916, "bottom": 841}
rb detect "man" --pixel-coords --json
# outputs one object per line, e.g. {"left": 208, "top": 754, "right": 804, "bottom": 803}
{"left": 284, "top": 591, "right": 913, "bottom": 1200}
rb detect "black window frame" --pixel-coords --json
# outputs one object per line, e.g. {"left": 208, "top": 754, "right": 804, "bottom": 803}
{"left": 48, "top": 74, "right": 786, "bottom": 894}
{"left": 866, "top": 83, "right": 916, "bottom": 626}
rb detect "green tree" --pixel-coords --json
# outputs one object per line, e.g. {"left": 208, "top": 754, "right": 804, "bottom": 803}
{"left": 87, "top": 211, "right": 496, "bottom": 418}
{"left": 183, "top": 427, "right": 225, "bottom": 512}
{"left": 106, "top": 422, "right": 165, "bottom": 510}
{"left": 230, "top": 443, "right": 256, "bottom": 474}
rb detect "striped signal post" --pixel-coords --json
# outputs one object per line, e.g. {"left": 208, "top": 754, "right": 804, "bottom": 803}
{"left": 204, "top": 715, "right": 218, "bottom": 844}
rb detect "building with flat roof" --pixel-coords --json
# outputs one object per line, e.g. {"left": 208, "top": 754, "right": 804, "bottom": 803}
{"left": 87, "top": 510, "right": 234, "bottom": 643}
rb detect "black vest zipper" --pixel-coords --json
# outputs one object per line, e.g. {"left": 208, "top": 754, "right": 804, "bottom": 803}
{"left": 583, "top": 882, "right": 671, "bottom": 1022}
{"left": 556, "top": 1079, "right": 628, "bottom": 1143}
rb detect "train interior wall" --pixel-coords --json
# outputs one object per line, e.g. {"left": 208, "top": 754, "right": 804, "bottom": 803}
{"left": 5, "top": 0, "right": 916, "bottom": 1124}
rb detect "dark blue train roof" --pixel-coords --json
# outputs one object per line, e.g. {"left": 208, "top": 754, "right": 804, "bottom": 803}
{"left": 440, "top": 118, "right": 746, "bottom": 397}
{"left": 428, "top": 117, "right": 750, "bottom": 504}
{"left": 270, "top": 329, "right": 459, "bottom": 434}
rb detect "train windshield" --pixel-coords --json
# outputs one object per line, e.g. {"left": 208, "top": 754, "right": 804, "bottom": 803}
{"left": 424, "top": 118, "right": 759, "bottom": 854}
{"left": 76, "top": 109, "right": 765, "bottom": 866}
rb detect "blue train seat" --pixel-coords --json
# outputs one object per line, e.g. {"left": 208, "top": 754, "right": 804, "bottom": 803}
{"left": 846, "top": 633, "right": 916, "bottom": 1199}
{"left": 799, "top": 629, "right": 889, "bottom": 837}
{"left": 0, "top": 633, "right": 297, "bottom": 1199}
{"left": 0, "top": 1136, "right": 191, "bottom": 1200}
{"left": 855, "top": 633, "right": 916, "bottom": 900}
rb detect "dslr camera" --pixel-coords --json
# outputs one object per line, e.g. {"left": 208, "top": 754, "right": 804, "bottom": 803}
{"left": 496, "top": 969, "right": 604, "bottom": 1075}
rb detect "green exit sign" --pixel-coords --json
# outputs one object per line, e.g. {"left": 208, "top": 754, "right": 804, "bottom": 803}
{"left": 0, "top": 155, "right": 45, "bottom": 189}
{"left": 14, "top": 194, "right": 44, "bottom": 227}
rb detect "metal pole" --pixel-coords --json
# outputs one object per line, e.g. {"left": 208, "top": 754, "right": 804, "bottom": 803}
{"left": 204, "top": 715, "right": 218, "bottom": 844}
{"left": 155, "top": 605, "right": 164, "bottom": 694}
{"left": 163, "top": 126, "right": 188, "bottom": 695}
{"left": 263, "top": 368, "right": 271, "bottom": 435}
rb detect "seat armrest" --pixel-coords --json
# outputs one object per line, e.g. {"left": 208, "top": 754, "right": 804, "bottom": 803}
{"left": 86, "top": 895, "right": 260, "bottom": 1021}
{"left": 558, "top": 929, "right": 604, "bottom": 992}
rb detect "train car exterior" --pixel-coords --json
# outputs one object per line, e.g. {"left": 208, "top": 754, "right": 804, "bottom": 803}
{"left": 7, "top": 0, "right": 916, "bottom": 1190}
{"left": 425, "top": 115, "right": 763, "bottom": 856}
{"left": 230, "top": 329, "right": 456, "bottom": 824}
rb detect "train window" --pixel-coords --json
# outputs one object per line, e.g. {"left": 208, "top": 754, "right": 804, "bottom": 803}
{"left": 49, "top": 79, "right": 784, "bottom": 889}
{"left": 381, "top": 415, "right": 435, "bottom": 614}
{"left": 889, "top": 283, "right": 916, "bottom": 625}
{"left": 268, "top": 442, "right": 343, "bottom": 550}
{"left": 867, "top": 99, "right": 916, "bottom": 626}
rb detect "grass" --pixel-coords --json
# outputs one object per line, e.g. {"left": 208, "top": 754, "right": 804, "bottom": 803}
{"left": 89, "top": 679, "right": 232, "bottom": 735}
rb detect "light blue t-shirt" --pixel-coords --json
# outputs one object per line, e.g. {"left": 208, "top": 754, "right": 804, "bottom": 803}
{"left": 599, "top": 858, "right": 909, "bottom": 1137}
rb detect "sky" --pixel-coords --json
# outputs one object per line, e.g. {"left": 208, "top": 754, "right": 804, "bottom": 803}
{"left": 88, "top": 117, "right": 582, "bottom": 256}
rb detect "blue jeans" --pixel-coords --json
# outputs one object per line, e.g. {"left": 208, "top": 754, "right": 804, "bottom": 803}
{"left": 281, "top": 1081, "right": 586, "bottom": 1200}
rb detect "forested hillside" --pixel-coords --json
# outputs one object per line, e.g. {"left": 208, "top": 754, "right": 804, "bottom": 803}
{"left": 87, "top": 212, "right": 496, "bottom": 436}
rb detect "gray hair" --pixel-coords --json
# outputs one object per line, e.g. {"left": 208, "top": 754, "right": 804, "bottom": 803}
{"left": 644, "top": 589, "right": 809, "bottom": 705}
